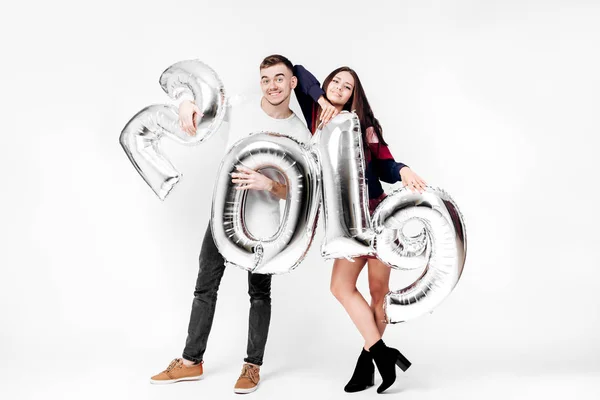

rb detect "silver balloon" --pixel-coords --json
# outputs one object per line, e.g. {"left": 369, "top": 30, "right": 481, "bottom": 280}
{"left": 311, "top": 112, "right": 374, "bottom": 259}
{"left": 120, "top": 60, "right": 227, "bottom": 200}
{"left": 371, "top": 186, "right": 467, "bottom": 323}
{"left": 211, "top": 132, "right": 321, "bottom": 275}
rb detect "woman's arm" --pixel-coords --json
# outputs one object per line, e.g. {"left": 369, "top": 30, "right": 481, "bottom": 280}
{"left": 366, "top": 127, "right": 407, "bottom": 183}
{"left": 293, "top": 64, "right": 324, "bottom": 131}
{"left": 293, "top": 64, "right": 340, "bottom": 130}
{"left": 372, "top": 149, "right": 407, "bottom": 184}
{"left": 367, "top": 128, "right": 427, "bottom": 192}
{"left": 294, "top": 65, "right": 324, "bottom": 101}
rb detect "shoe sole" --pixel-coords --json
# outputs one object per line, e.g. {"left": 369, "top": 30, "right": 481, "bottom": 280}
{"left": 233, "top": 384, "right": 258, "bottom": 394}
{"left": 150, "top": 375, "right": 203, "bottom": 385}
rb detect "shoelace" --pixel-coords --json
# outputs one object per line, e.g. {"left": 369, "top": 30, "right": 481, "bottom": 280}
{"left": 240, "top": 365, "right": 259, "bottom": 384}
{"left": 165, "top": 358, "right": 182, "bottom": 372}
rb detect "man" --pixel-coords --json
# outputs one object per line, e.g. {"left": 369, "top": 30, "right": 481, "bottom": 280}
{"left": 150, "top": 55, "right": 312, "bottom": 394}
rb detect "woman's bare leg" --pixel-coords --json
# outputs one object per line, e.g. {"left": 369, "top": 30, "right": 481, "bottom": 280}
{"left": 330, "top": 257, "right": 382, "bottom": 349}
{"left": 367, "top": 258, "right": 391, "bottom": 338}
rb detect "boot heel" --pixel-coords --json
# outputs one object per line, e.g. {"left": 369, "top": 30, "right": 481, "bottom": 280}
{"left": 395, "top": 351, "right": 411, "bottom": 372}
{"left": 369, "top": 371, "right": 374, "bottom": 386}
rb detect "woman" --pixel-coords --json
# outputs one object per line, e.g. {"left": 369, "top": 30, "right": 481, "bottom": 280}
{"left": 293, "top": 65, "right": 427, "bottom": 394}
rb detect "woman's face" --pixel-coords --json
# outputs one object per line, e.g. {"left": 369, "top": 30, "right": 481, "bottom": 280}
{"left": 326, "top": 71, "right": 355, "bottom": 107}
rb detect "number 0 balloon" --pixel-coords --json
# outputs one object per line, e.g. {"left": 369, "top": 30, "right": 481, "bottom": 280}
{"left": 211, "top": 132, "right": 321, "bottom": 275}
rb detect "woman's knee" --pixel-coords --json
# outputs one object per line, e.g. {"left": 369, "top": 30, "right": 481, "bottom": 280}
{"left": 330, "top": 280, "right": 353, "bottom": 302}
{"left": 369, "top": 284, "right": 389, "bottom": 305}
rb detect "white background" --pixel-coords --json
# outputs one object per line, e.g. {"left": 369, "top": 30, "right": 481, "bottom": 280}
{"left": 1, "top": 0, "right": 599, "bottom": 399}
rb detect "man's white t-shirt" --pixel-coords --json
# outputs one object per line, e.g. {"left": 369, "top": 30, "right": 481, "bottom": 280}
{"left": 224, "top": 97, "right": 311, "bottom": 239}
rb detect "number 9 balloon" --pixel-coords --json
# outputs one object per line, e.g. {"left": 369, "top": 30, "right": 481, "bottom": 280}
{"left": 372, "top": 186, "right": 467, "bottom": 323}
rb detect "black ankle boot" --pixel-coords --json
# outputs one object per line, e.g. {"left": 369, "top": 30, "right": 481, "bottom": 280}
{"left": 344, "top": 348, "right": 374, "bottom": 393}
{"left": 369, "top": 339, "right": 411, "bottom": 394}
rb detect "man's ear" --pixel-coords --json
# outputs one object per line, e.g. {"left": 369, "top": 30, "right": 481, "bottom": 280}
{"left": 290, "top": 76, "right": 298, "bottom": 89}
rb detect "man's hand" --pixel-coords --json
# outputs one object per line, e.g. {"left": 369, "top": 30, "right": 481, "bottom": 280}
{"left": 231, "top": 166, "right": 287, "bottom": 200}
{"left": 317, "top": 96, "right": 339, "bottom": 127}
{"left": 178, "top": 100, "right": 203, "bottom": 136}
{"left": 400, "top": 167, "right": 427, "bottom": 194}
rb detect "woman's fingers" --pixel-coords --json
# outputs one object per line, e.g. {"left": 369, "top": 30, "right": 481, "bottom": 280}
{"left": 324, "top": 107, "right": 336, "bottom": 124}
{"left": 320, "top": 106, "right": 336, "bottom": 125}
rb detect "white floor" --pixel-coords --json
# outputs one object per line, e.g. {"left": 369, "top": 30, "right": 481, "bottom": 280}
{"left": 3, "top": 355, "right": 599, "bottom": 400}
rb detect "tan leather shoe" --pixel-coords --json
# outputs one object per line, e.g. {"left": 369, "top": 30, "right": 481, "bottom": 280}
{"left": 150, "top": 358, "right": 203, "bottom": 384}
{"left": 233, "top": 363, "right": 260, "bottom": 394}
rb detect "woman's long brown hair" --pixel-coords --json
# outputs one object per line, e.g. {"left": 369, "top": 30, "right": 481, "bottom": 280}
{"left": 321, "top": 66, "right": 388, "bottom": 146}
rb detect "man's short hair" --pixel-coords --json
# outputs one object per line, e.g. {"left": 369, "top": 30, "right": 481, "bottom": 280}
{"left": 260, "top": 54, "right": 294, "bottom": 74}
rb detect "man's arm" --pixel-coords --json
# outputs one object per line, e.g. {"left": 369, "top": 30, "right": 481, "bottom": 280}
{"left": 231, "top": 166, "right": 287, "bottom": 200}
{"left": 178, "top": 100, "right": 202, "bottom": 136}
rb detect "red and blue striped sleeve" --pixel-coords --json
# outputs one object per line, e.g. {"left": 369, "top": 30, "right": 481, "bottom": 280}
{"left": 366, "top": 127, "right": 408, "bottom": 183}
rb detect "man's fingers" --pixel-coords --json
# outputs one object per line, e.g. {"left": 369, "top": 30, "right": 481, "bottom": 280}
{"left": 183, "top": 115, "right": 194, "bottom": 134}
{"left": 236, "top": 166, "right": 255, "bottom": 174}
{"left": 235, "top": 183, "right": 257, "bottom": 190}
{"left": 193, "top": 112, "right": 200, "bottom": 129}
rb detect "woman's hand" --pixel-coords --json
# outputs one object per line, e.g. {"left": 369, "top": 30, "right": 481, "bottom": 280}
{"left": 400, "top": 167, "right": 427, "bottom": 193}
{"left": 317, "top": 96, "right": 339, "bottom": 126}
{"left": 178, "top": 100, "right": 203, "bottom": 136}
{"left": 231, "top": 166, "right": 287, "bottom": 199}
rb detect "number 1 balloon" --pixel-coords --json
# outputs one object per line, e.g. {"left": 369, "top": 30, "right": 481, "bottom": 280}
{"left": 311, "top": 112, "right": 374, "bottom": 259}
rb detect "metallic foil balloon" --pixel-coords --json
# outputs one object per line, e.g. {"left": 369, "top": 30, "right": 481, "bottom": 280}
{"left": 370, "top": 186, "right": 467, "bottom": 323}
{"left": 211, "top": 132, "right": 321, "bottom": 275}
{"left": 120, "top": 60, "right": 227, "bottom": 200}
{"left": 311, "top": 112, "right": 374, "bottom": 259}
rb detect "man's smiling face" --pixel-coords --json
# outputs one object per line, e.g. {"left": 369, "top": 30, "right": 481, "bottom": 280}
{"left": 260, "top": 63, "right": 297, "bottom": 106}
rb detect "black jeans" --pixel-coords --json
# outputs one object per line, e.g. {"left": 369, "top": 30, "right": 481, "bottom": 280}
{"left": 182, "top": 224, "right": 272, "bottom": 366}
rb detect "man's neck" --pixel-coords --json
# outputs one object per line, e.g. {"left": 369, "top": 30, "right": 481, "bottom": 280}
{"left": 260, "top": 97, "right": 293, "bottom": 119}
